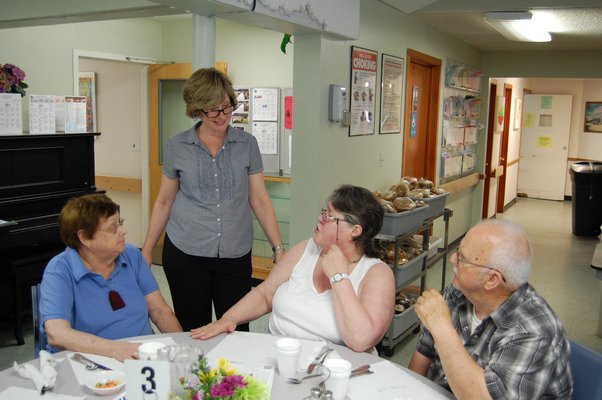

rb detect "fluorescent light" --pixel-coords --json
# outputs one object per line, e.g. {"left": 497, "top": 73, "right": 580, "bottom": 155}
{"left": 485, "top": 11, "right": 551, "bottom": 42}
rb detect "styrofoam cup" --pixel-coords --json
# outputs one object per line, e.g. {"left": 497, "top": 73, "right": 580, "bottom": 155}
{"left": 322, "top": 358, "right": 352, "bottom": 400}
{"left": 138, "top": 341, "right": 167, "bottom": 361}
{"left": 275, "top": 338, "right": 301, "bottom": 378}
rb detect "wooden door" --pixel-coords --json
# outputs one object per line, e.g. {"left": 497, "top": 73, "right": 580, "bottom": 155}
{"left": 483, "top": 82, "right": 497, "bottom": 218}
{"left": 402, "top": 50, "right": 441, "bottom": 180}
{"left": 148, "top": 63, "right": 192, "bottom": 257}
{"left": 496, "top": 84, "right": 512, "bottom": 212}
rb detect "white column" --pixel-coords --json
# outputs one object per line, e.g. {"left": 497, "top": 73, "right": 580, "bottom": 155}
{"left": 192, "top": 14, "right": 215, "bottom": 71}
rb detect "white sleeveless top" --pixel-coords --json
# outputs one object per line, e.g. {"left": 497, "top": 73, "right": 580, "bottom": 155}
{"left": 268, "top": 238, "right": 381, "bottom": 345}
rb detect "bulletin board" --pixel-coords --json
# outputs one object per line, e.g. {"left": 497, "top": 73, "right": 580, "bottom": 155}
{"left": 440, "top": 59, "right": 482, "bottom": 183}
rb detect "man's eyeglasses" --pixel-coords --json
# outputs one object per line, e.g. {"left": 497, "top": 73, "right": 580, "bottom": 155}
{"left": 99, "top": 218, "right": 125, "bottom": 235}
{"left": 202, "top": 104, "right": 234, "bottom": 118}
{"left": 454, "top": 246, "right": 506, "bottom": 283}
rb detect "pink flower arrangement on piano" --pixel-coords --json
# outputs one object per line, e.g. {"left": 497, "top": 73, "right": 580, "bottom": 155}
{"left": 171, "top": 355, "right": 270, "bottom": 400}
{"left": 0, "top": 63, "right": 28, "bottom": 97}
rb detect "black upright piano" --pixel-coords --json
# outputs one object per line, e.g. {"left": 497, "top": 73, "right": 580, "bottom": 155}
{"left": 0, "top": 133, "right": 102, "bottom": 345}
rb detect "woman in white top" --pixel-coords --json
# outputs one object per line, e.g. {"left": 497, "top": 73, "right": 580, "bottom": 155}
{"left": 191, "top": 185, "right": 395, "bottom": 352}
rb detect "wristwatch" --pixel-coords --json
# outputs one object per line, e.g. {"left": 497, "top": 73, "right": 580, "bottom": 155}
{"left": 329, "top": 273, "right": 349, "bottom": 284}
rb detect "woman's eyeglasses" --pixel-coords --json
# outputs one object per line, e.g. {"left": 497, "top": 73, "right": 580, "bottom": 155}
{"left": 319, "top": 209, "right": 345, "bottom": 224}
{"left": 202, "top": 104, "right": 234, "bottom": 118}
{"left": 99, "top": 218, "right": 125, "bottom": 235}
{"left": 454, "top": 246, "right": 506, "bottom": 283}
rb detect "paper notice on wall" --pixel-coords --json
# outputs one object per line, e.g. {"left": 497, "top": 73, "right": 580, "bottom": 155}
{"left": 29, "top": 94, "right": 56, "bottom": 134}
{"left": 252, "top": 121, "right": 278, "bottom": 154}
{"left": 523, "top": 112, "right": 535, "bottom": 128}
{"left": 252, "top": 88, "right": 278, "bottom": 121}
{"left": 0, "top": 93, "right": 22, "bottom": 134}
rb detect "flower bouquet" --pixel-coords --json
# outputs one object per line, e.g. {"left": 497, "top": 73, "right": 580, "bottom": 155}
{"left": 0, "top": 63, "right": 28, "bottom": 97}
{"left": 170, "top": 355, "right": 270, "bottom": 400}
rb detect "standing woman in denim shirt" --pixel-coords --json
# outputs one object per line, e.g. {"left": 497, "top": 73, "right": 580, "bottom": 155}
{"left": 141, "top": 68, "right": 284, "bottom": 331}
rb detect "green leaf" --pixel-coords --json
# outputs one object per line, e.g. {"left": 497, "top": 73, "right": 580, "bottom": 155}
{"left": 280, "top": 33, "right": 293, "bottom": 54}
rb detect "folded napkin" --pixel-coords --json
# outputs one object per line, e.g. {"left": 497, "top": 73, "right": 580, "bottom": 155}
{"left": 300, "top": 343, "right": 341, "bottom": 371}
{"left": 0, "top": 387, "right": 84, "bottom": 400}
{"left": 13, "top": 350, "right": 58, "bottom": 394}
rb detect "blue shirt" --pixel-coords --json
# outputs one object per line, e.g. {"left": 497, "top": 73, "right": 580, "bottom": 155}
{"left": 162, "top": 124, "right": 263, "bottom": 258}
{"left": 40, "top": 244, "right": 159, "bottom": 352}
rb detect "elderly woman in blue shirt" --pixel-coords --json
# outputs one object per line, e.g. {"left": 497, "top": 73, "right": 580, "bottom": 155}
{"left": 40, "top": 194, "right": 182, "bottom": 360}
{"left": 141, "top": 68, "right": 284, "bottom": 332}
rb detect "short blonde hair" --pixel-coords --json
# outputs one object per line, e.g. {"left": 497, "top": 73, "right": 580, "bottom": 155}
{"left": 182, "top": 68, "right": 237, "bottom": 118}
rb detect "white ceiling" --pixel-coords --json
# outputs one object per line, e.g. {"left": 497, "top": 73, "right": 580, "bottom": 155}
{"left": 2, "top": 0, "right": 602, "bottom": 52}
{"left": 381, "top": 0, "right": 602, "bottom": 51}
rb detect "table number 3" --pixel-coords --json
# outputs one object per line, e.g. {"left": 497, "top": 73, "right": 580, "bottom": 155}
{"left": 125, "top": 360, "right": 171, "bottom": 400}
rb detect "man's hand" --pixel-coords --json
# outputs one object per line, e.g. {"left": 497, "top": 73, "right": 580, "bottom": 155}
{"left": 415, "top": 289, "right": 452, "bottom": 333}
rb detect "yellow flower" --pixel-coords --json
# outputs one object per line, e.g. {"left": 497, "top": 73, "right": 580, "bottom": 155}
{"left": 216, "top": 357, "right": 238, "bottom": 376}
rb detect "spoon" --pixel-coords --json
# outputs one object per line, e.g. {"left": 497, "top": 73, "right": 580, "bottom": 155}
{"left": 288, "top": 364, "right": 371, "bottom": 384}
{"left": 287, "top": 373, "right": 322, "bottom": 384}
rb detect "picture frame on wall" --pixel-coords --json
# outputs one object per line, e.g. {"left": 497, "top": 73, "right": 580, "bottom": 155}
{"left": 584, "top": 101, "right": 602, "bottom": 133}
{"left": 379, "top": 53, "right": 404, "bottom": 134}
{"left": 349, "top": 46, "right": 378, "bottom": 137}
{"left": 77, "top": 72, "right": 96, "bottom": 133}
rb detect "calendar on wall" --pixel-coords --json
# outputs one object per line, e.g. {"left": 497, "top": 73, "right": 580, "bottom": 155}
{"left": 440, "top": 59, "right": 482, "bottom": 184}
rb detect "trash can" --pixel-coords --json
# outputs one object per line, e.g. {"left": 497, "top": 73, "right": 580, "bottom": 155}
{"left": 569, "top": 161, "right": 602, "bottom": 236}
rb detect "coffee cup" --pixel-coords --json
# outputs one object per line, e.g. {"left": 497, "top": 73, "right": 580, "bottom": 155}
{"left": 137, "top": 341, "right": 167, "bottom": 361}
{"left": 275, "top": 337, "right": 301, "bottom": 378}
{"left": 322, "top": 358, "right": 352, "bottom": 400}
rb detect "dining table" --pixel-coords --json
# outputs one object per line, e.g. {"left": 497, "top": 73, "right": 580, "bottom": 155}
{"left": 0, "top": 331, "right": 455, "bottom": 399}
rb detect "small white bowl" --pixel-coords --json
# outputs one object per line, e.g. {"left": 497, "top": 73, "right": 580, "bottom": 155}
{"left": 85, "top": 370, "right": 125, "bottom": 396}
{"left": 138, "top": 341, "right": 168, "bottom": 360}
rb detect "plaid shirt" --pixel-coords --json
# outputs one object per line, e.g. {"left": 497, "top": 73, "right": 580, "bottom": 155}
{"left": 416, "top": 284, "right": 573, "bottom": 399}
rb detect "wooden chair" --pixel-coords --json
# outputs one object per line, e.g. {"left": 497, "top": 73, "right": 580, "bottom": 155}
{"left": 31, "top": 284, "right": 47, "bottom": 358}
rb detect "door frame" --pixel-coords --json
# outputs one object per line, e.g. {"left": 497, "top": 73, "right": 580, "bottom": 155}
{"left": 483, "top": 81, "right": 497, "bottom": 218}
{"left": 402, "top": 49, "right": 441, "bottom": 181}
{"left": 148, "top": 63, "right": 192, "bottom": 211}
{"left": 496, "top": 84, "right": 512, "bottom": 213}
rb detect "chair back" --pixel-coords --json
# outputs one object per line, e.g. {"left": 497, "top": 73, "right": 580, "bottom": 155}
{"left": 570, "top": 340, "right": 602, "bottom": 400}
{"left": 31, "top": 284, "right": 47, "bottom": 358}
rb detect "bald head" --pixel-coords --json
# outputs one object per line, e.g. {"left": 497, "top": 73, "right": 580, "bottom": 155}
{"left": 466, "top": 220, "right": 532, "bottom": 290}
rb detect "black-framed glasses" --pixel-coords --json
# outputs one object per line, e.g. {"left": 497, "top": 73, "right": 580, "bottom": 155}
{"left": 99, "top": 218, "right": 125, "bottom": 234}
{"left": 201, "top": 104, "right": 234, "bottom": 118}
{"left": 454, "top": 246, "right": 506, "bottom": 283}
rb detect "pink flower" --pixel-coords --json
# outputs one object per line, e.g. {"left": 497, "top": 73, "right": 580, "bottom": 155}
{"left": 209, "top": 375, "right": 247, "bottom": 397}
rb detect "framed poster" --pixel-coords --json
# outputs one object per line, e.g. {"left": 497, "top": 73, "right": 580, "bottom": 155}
{"left": 379, "top": 54, "right": 404, "bottom": 134}
{"left": 77, "top": 72, "right": 96, "bottom": 133}
{"left": 584, "top": 101, "right": 602, "bottom": 133}
{"left": 349, "top": 46, "right": 377, "bottom": 136}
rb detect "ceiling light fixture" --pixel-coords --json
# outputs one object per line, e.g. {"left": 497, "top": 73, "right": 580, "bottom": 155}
{"left": 485, "top": 11, "right": 551, "bottom": 42}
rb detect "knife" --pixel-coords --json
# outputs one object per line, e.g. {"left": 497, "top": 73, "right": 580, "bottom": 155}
{"left": 72, "top": 353, "right": 112, "bottom": 370}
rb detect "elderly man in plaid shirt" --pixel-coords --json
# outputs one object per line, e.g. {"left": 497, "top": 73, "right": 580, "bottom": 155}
{"left": 409, "top": 219, "right": 572, "bottom": 400}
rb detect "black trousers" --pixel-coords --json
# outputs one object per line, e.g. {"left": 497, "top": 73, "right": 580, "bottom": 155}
{"left": 162, "top": 234, "right": 251, "bottom": 332}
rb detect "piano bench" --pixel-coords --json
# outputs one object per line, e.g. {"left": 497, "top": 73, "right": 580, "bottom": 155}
{"left": 3, "top": 245, "right": 63, "bottom": 346}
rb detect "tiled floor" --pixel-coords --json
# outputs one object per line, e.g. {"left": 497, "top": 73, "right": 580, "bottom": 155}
{"left": 1, "top": 198, "right": 600, "bottom": 372}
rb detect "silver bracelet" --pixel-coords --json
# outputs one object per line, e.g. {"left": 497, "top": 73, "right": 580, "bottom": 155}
{"left": 272, "top": 244, "right": 285, "bottom": 253}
